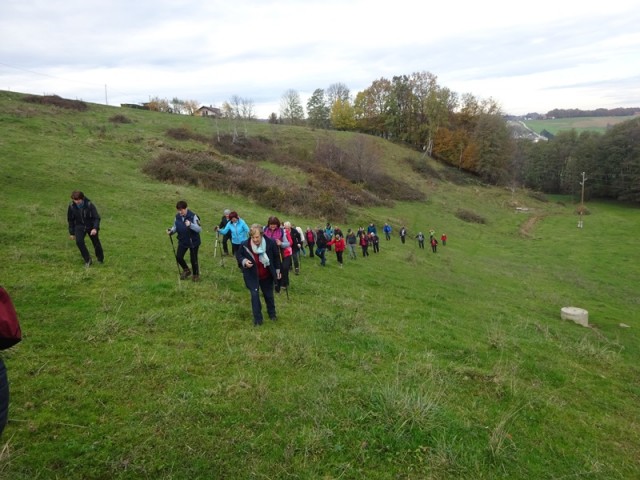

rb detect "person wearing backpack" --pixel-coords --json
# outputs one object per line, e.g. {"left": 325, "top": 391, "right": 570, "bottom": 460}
{"left": 264, "top": 216, "right": 292, "bottom": 292}
{"left": 315, "top": 227, "right": 328, "bottom": 266}
{"left": 416, "top": 232, "right": 425, "bottom": 249}
{"left": 167, "top": 200, "right": 203, "bottom": 281}
{"left": 67, "top": 190, "right": 104, "bottom": 267}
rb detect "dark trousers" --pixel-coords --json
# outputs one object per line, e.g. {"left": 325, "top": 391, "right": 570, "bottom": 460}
{"left": 222, "top": 232, "right": 231, "bottom": 254}
{"left": 418, "top": 240, "right": 425, "bottom": 249}
{"left": 361, "top": 245, "right": 369, "bottom": 257}
{"left": 401, "top": 236, "right": 406, "bottom": 244}
{"left": 292, "top": 250, "right": 300, "bottom": 270}
{"left": 385, "top": 232, "right": 391, "bottom": 240}
{"left": 336, "top": 251, "right": 343, "bottom": 265}
{"left": 281, "top": 256, "right": 292, "bottom": 287}
{"left": 250, "top": 276, "right": 276, "bottom": 325}
{"left": 177, "top": 245, "right": 199, "bottom": 275}
{"left": 308, "top": 243, "right": 315, "bottom": 257}
{"left": 75, "top": 227, "right": 104, "bottom": 263}
{"left": 316, "top": 248, "right": 326, "bottom": 265}
{"left": 373, "top": 243, "right": 379, "bottom": 253}
{"left": 231, "top": 243, "right": 241, "bottom": 255}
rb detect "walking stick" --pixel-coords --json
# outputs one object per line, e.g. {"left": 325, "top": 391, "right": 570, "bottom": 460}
{"left": 168, "top": 233, "right": 182, "bottom": 277}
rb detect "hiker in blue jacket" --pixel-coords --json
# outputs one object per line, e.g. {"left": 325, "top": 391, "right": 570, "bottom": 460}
{"left": 67, "top": 190, "right": 104, "bottom": 267}
{"left": 236, "top": 224, "right": 282, "bottom": 326}
{"left": 167, "top": 200, "right": 202, "bottom": 281}
{"left": 216, "top": 211, "right": 249, "bottom": 255}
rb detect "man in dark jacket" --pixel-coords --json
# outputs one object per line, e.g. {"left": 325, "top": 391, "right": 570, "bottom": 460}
{"left": 218, "top": 208, "right": 232, "bottom": 255}
{"left": 236, "top": 224, "right": 282, "bottom": 326}
{"left": 67, "top": 190, "right": 104, "bottom": 267}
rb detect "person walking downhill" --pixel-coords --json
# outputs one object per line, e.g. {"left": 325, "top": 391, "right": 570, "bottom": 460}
{"left": 346, "top": 229, "right": 358, "bottom": 260}
{"left": 399, "top": 226, "right": 407, "bottom": 244}
{"left": 416, "top": 232, "right": 425, "bottom": 249}
{"left": 167, "top": 200, "right": 203, "bottom": 281}
{"left": 315, "top": 227, "right": 328, "bottom": 266}
{"left": 383, "top": 223, "right": 392, "bottom": 240}
{"left": 295, "top": 225, "right": 307, "bottom": 257}
{"left": 327, "top": 232, "right": 346, "bottom": 268}
{"left": 215, "top": 211, "right": 249, "bottom": 255}
{"left": 359, "top": 231, "right": 369, "bottom": 257}
{"left": 236, "top": 224, "right": 282, "bottom": 326}
{"left": 67, "top": 190, "right": 104, "bottom": 267}
{"left": 263, "top": 217, "right": 292, "bottom": 292}
{"left": 305, "top": 227, "right": 316, "bottom": 258}
{"left": 430, "top": 236, "right": 438, "bottom": 253}
{"left": 218, "top": 208, "right": 232, "bottom": 255}
{"left": 441, "top": 233, "right": 447, "bottom": 246}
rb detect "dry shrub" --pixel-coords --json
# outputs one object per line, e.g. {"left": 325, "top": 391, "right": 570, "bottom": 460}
{"left": 215, "top": 134, "right": 273, "bottom": 161}
{"left": 575, "top": 205, "right": 590, "bottom": 215}
{"left": 109, "top": 114, "right": 132, "bottom": 124}
{"left": 22, "top": 94, "right": 87, "bottom": 111}
{"left": 364, "top": 173, "right": 425, "bottom": 202}
{"left": 142, "top": 151, "right": 226, "bottom": 187}
{"left": 405, "top": 156, "right": 442, "bottom": 180}
{"left": 455, "top": 209, "right": 487, "bottom": 224}
{"left": 166, "top": 127, "right": 209, "bottom": 143}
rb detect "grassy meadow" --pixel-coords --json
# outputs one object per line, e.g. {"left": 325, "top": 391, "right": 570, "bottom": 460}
{"left": 523, "top": 115, "right": 640, "bottom": 135}
{"left": 0, "top": 90, "right": 639, "bottom": 479}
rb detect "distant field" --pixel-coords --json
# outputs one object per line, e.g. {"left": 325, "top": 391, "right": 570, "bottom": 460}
{"left": 523, "top": 115, "right": 639, "bottom": 135}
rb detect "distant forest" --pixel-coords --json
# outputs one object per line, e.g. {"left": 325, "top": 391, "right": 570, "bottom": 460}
{"left": 521, "top": 107, "right": 640, "bottom": 120}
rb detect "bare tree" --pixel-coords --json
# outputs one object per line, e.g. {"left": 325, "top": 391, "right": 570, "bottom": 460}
{"left": 280, "top": 89, "right": 305, "bottom": 125}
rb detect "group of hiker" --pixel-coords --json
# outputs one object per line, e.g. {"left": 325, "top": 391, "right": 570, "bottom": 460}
{"left": 67, "top": 191, "right": 448, "bottom": 326}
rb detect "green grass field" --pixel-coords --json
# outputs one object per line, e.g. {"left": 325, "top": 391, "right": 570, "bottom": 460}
{"left": 1, "top": 90, "right": 639, "bottom": 479}
{"left": 523, "top": 115, "right": 639, "bottom": 135}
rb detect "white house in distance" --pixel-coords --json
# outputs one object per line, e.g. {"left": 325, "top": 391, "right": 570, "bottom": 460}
{"left": 195, "top": 105, "right": 222, "bottom": 117}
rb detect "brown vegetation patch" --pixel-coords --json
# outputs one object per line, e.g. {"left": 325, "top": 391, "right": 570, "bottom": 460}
{"left": 22, "top": 94, "right": 88, "bottom": 111}
{"left": 214, "top": 134, "right": 273, "bottom": 161}
{"left": 455, "top": 209, "right": 487, "bottom": 224}
{"left": 166, "top": 127, "right": 210, "bottom": 143}
{"left": 109, "top": 114, "right": 132, "bottom": 124}
{"left": 527, "top": 191, "right": 549, "bottom": 203}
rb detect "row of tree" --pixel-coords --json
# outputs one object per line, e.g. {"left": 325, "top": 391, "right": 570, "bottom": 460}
{"left": 272, "top": 72, "right": 639, "bottom": 203}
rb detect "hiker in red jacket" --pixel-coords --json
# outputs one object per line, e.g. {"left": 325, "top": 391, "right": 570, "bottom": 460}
{"left": 327, "top": 233, "right": 346, "bottom": 268}
{"left": 430, "top": 236, "right": 438, "bottom": 253}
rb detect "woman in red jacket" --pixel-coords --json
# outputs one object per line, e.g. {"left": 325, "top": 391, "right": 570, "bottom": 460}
{"left": 327, "top": 233, "right": 346, "bottom": 267}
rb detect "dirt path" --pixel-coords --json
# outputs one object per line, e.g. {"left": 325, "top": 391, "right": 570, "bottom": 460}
{"left": 519, "top": 214, "right": 545, "bottom": 237}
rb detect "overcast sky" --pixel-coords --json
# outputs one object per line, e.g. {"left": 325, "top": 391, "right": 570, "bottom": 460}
{"left": 2, "top": 0, "right": 639, "bottom": 118}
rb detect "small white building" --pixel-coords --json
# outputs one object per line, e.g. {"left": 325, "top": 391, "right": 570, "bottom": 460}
{"left": 195, "top": 106, "right": 222, "bottom": 118}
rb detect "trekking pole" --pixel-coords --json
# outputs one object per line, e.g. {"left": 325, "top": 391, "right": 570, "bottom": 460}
{"left": 213, "top": 233, "right": 219, "bottom": 258}
{"left": 168, "top": 233, "right": 182, "bottom": 277}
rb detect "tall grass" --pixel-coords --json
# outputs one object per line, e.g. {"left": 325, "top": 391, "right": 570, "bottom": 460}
{"left": 0, "top": 90, "right": 639, "bottom": 479}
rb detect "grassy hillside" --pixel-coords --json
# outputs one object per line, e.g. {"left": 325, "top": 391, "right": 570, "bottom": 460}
{"left": 1, "top": 91, "right": 639, "bottom": 479}
{"left": 523, "top": 115, "right": 639, "bottom": 135}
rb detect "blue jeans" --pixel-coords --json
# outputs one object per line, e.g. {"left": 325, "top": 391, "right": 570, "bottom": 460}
{"left": 316, "top": 248, "right": 326, "bottom": 266}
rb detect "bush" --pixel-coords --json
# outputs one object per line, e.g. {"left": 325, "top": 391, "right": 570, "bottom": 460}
{"left": 166, "top": 127, "right": 209, "bottom": 143}
{"left": 23, "top": 94, "right": 88, "bottom": 111}
{"left": 455, "top": 209, "right": 487, "bottom": 224}
{"left": 527, "top": 191, "right": 549, "bottom": 202}
{"left": 109, "top": 114, "right": 132, "bottom": 124}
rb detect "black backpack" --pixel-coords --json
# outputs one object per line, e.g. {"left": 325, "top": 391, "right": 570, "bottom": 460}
{"left": 0, "top": 287, "right": 22, "bottom": 350}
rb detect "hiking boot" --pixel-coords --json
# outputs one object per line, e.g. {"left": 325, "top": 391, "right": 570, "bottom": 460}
{"left": 180, "top": 268, "right": 192, "bottom": 280}
{"left": 295, "top": 268, "right": 300, "bottom": 275}
{"left": 85, "top": 259, "right": 93, "bottom": 268}
{"left": 192, "top": 274, "right": 200, "bottom": 282}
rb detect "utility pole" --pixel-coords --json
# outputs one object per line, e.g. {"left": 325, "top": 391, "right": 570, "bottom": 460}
{"left": 104, "top": 84, "right": 108, "bottom": 106}
{"left": 578, "top": 171, "right": 587, "bottom": 228}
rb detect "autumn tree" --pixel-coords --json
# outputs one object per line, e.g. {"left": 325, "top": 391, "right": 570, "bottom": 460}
{"left": 331, "top": 97, "right": 356, "bottom": 131}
